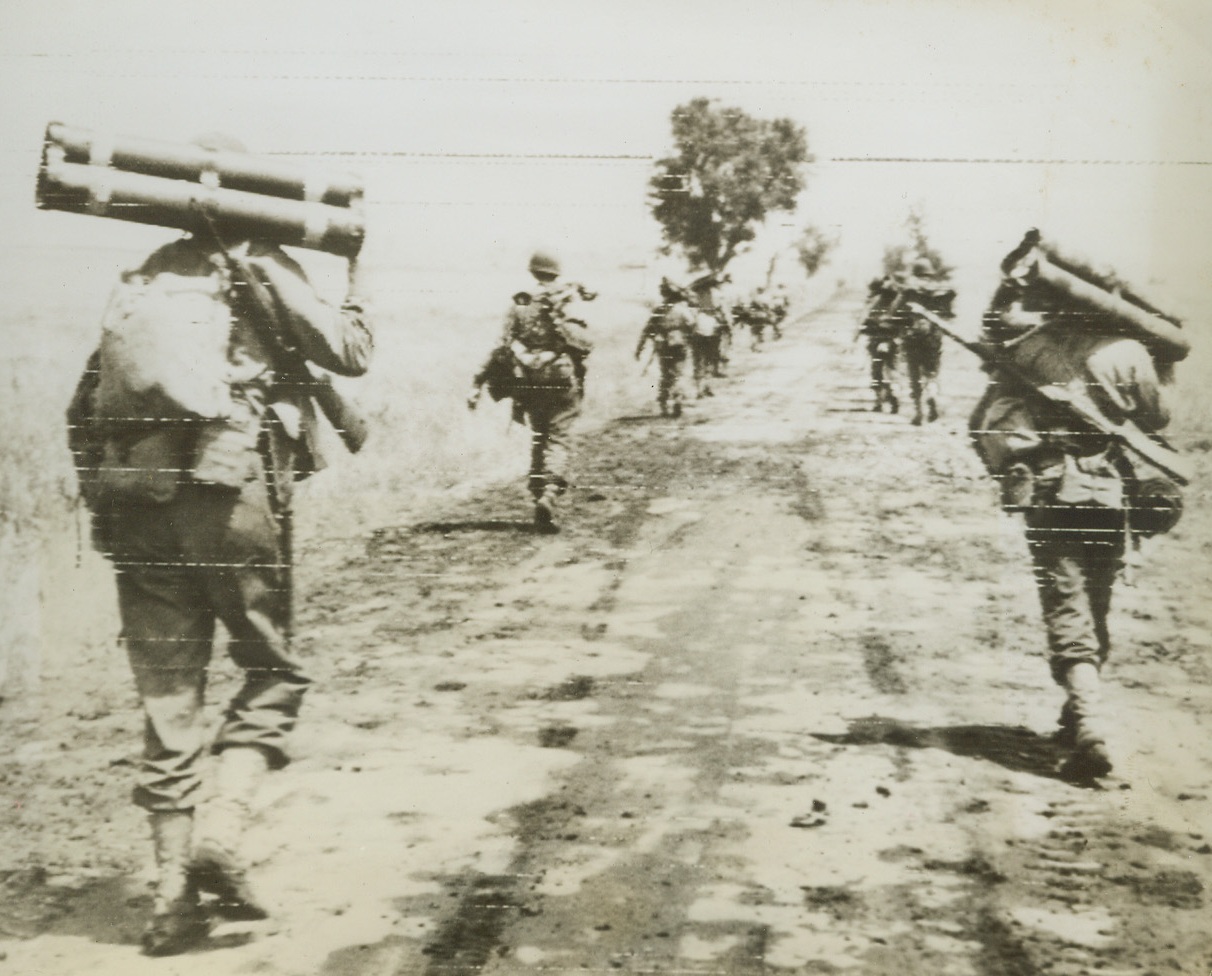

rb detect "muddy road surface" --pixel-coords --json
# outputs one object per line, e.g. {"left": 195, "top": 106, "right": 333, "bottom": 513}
{"left": 3, "top": 294, "right": 1212, "bottom": 975}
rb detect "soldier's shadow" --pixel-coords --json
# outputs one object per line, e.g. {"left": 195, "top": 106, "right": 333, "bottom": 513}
{"left": 413, "top": 519, "right": 538, "bottom": 535}
{"left": 0, "top": 870, "right": 253, "bottom": 953}
{"left": 812, "top": 714, "right": 1064, "bottom": 781}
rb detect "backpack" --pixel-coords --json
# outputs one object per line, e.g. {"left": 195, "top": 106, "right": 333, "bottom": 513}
{"left": 653, "top": 304, "right": 691, "bottom": 349}
{"left": 94, "top": 267, "right": 235, "bottom": 424}
{"left": 504, "top": 287, "right": 592, "bottom": 396}
{"left": 69, "top": 262, "right": 241, "bottom": 507}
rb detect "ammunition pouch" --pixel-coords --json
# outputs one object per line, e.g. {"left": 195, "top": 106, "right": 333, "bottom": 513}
{"left": 92, "top": 427, "right": 193, "bottom": 505}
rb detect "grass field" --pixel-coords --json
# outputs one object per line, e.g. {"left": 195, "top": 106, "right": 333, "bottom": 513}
{"left": 0, "top": 242, "right": 718, "bottom": 696}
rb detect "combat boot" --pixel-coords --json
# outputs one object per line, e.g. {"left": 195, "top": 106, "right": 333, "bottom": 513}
{"left": 926, "top": 398, "right": 939, "bottom": 423}
{"left": 534, "top": 485, "right": 560, "bottom": 534}
{"left": 142, "top": 810, "right": 209, "bottom": 956}
{"left": 1053, "top": 698, "right": 1078, "bottom": 748}
{"left": 190, "top": 747, "right": 272, "bottom": 921}
{"left": 1058, "top": 662, "right": 1113, "bottom": 780}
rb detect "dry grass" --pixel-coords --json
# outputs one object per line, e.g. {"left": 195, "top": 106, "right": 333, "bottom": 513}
{"left": 0, "top": 245, "right": 666, "bottom": 694}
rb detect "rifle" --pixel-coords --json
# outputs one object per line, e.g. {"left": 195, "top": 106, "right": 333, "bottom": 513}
{"left": 906, "top": 301, "right": 1190, "bottom": 485}
{"left": 196, "top": 207, "right": 369, "bottom": 453}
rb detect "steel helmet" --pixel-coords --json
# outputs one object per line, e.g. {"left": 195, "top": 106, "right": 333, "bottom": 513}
{"left": 659, "top": 276, "right": 683, "bottom": 300}
{"left": 528, "top": 250, "right": 561, "bottom": 278}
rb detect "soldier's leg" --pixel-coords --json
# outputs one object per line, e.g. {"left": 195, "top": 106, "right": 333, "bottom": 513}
{"left": 657, "top": 354, "right": 673, "bottom": 415}
{"left": 530, "top": 390, "right": 582, "bottom": 531}
{"left": 187, "top": 478, "right": 304, "bottom": 919}
{"left": 885, "top": 346, "right": 900, "bottom": 413}
{"left": 712, "top": 331, "right": 724, "bottom": 375}
{"left": 670, "top": 347, "right": 687, "bottom": 417}
{"left": 528, "top": 414, "right": 547, "bottom": 500}
{"left": 924, "top": 341, "right": 943, "bottom": 422}
{"left": 1085, "top": 535, "right": 1122, "bottom": 660}
{"left": 688, "top": 336, "right": 706, "bottom": 397}
{"left": 925, "top": 369, "right": 940, "bottom": 422}
{"left": 906, "top": 351, "right": 925, "bottom": 425}
{"left": 869, "top": 350, "right": 886, "bottom": 411}
{"left": 110, "top": 500, "right": 215, "bottom": 953}
{"left": 1028, "top": 523, "right": 1115, "bottom": 777}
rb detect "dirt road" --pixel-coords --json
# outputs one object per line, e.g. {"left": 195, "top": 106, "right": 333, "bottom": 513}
{"left": 3, "top": 294, "right": 1211, "bottom": 975}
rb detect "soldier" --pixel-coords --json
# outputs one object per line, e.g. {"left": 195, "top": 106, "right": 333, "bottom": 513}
{"left": 858, "top": 275, "right": 901, "bottom": 413}
{"left": 969, "top": 238, "right": 1183, "bottom": 781}
{"left": 687, "top": 273, "right": 731, "bottom": 385}
{"left": 468, "top": 250, "right": 594, "bottom": 533}
{"left": 64, "top": 134, "right": 374, "bottom": 955}
{"left": 894, "top": 256, "right": 954, "bottom": 425}
{"left": 766, "top": 284, "right": 789, "bottom": 340}
{"left": 636, "top": 277, "right": 695, "bottom": 417}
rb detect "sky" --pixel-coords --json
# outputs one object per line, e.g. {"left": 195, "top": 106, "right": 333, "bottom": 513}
{"left": 1, "top": 0, "right": 1210, "bottom": 321}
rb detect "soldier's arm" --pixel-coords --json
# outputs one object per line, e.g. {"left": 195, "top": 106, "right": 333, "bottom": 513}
{"left": 636, "top": 313, "right": 661, "bottom": 358}
{"left": 248, "top": 248, "right": 373, "bottom": 377}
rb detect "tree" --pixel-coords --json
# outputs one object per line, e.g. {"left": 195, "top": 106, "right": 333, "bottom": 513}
{"left": 649, "top": 98, "right": 811, "bottom": 274}
{"left": 794, "top": 225, "right": 838, "bottom": 279}
{"left": 881, "top": 208, "right": 952, "bottom": 281}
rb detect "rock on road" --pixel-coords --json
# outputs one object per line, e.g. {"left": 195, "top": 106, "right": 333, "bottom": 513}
{"left": 3, "top": 293, "right": 1211, "bottom": 975}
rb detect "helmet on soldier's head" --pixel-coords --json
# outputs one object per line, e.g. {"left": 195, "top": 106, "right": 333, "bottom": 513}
{"left": 528, "top": 251, "right": 561, "bottom": 279}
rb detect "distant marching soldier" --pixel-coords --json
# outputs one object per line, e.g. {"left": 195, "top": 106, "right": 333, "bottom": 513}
{"left": 733, "top": 293, "right": 770, "bottom": 351}
{"left": 894, "top": 256, "right": 955, "bottom": 425}
{"left": 636, "top": 277, "right": 695, "bottom": 417}
{"left": 468, "top": 250, "right": 594, "bottom": 533}
{"left": 688, "top": 273, "right": 730, "bottom": 388}
{"left": 858, "top": 275, "right": 902, "bottom": 413}
{"left": 766, "top": 284, "right": 789, "bottom": 340}
{"left": 969, "top": 230, "right": 1186, "bottom": 781}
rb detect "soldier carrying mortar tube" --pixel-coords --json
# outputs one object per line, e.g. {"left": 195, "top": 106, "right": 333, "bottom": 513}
{"left": 968, "top": 229, "right": 1187, "bottom": 783}
{"left": 61, "top": 131, "right": 373, "bottom": 955}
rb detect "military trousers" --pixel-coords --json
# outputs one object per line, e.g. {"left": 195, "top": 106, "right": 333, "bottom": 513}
{"left": 688, "top": 335, "right": 716, "bottom": 396}
{"left": 903, "top": 332, "right": 942, "bottom": 411}
{"left": 518, "top": 387, "right": 582, "bottom": 500}
{"left": 866, "top": 336, "right": 898, "bottom": 405}
{"left": 656, "top": 346, "right": 689, "bottom": 413}
{"left": 1025, "top": 508, "right": 1125, "bottom": 683}
{"left": 104, "top": 472, "right": 308, "bottom": 811}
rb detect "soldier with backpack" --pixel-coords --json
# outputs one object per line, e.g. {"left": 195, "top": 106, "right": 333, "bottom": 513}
{"left": 858, "top": 274, "right": 902, "bottom": 414}
{"left": 895, "top": 256, "right": 955, "bottom": 425}
{"left": 687, "top": 273, "right": 731, "bottom": 387}
{"left": 969, "top": 231, "right": 1186, "bottom": 782}
{"left": 468, "top": 250, "right": 594, "bottom": 533}
{"left": 64, "top": 133, "right": 373, "bottom": 955}
{"left": 636, "top": 277, "right": 695, "bottom": 418}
